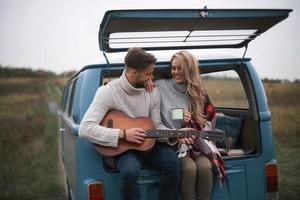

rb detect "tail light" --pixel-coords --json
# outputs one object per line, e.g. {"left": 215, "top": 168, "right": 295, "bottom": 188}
{"left": 265, "top": 160, "right": 279, "bottom": 199}
{"left": 88, "top": 181, "right": 105, "bottom": 200}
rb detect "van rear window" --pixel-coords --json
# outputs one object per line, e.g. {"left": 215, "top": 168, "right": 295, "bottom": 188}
{"left": 202, "top": 70, "right": 249, "bottom": 109}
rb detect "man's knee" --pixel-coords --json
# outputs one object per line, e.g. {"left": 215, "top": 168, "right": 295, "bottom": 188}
{"left": 162, "top": 153, "right": 180, "bottom": 175}
{"left": 121, "top": 168, "right": 140, "bottom": 183}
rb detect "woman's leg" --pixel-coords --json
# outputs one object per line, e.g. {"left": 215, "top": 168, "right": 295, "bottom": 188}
{"left": 194, "top": 154, "right": 213, "bottom": 200}
{"left": 181, "top": 156, "right": 197, "bottom": 200}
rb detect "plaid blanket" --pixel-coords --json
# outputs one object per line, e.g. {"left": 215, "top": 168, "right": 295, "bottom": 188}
{"left": 191, "top": 137, "right": 225, "bottom": 185}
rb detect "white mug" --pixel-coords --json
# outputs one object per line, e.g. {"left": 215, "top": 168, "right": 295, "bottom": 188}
{"left": 171, "top": 108, "right": 184, "bottom": 120}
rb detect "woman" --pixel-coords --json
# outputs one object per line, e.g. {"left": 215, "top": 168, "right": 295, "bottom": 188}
{"left": 148, "top": 51, "right": 222, "bottom": 200}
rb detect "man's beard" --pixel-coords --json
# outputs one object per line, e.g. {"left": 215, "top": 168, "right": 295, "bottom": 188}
{"left": 134, "top": 80, "right": 146, "bottom": 88}
{"left": 134, "top": 76, "right": 147, "bottom": 88}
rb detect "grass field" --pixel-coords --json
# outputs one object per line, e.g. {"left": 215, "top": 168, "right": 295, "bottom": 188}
{"left": 0, "top": 77, "right": 299, "bottom": 199}
{"left": 264, "top": 82, "right": 300, "bottom": 200}
{"left": 0, "top": 77, "right": 67, "bottom": 199}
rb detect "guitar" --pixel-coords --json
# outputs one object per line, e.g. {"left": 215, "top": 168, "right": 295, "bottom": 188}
{"left": 94, "top": 110, "right": 224, "bottom": 156}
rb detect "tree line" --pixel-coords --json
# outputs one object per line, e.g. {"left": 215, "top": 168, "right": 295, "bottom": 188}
{"left": 1, "top": 65, "right": 298, "bottom": 83}
{"left": 0, "top": 65, "right": 76, "bottom": 78}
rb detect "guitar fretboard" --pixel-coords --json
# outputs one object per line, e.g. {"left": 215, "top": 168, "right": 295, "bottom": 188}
{"left": 145, "top": 129, "right": 224, "bottom": 142}
{"left": 146, "top": 129, "right": 206, "bottom": 138}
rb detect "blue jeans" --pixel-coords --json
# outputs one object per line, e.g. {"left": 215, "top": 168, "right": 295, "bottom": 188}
{"left": 115, "top": 143, "right": 180, "bottom": 200}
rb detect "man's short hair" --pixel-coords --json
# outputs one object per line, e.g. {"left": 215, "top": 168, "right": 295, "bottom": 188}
{"left": 124, "top": 47, "right": 157, "bottom": 71}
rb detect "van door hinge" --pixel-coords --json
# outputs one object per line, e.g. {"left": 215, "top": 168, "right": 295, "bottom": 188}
{"left": 241, "top": 44, "right": 248, "bottom": 64}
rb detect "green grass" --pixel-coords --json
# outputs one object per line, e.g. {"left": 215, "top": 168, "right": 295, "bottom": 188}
{"left": 0, "top": 77, "right": 66, "bottom": 199}
{"left": 264, "top": 82, "right": 300, "bottom": 199}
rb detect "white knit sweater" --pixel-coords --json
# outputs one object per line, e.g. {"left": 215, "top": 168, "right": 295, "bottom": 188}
{"left": 78, "top": 70, "right": 165, "bottom": 147}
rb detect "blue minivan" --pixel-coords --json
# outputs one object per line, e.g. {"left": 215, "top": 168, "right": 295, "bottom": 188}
{"left": 60, "top": 9, "right": 292, "bottom": 200}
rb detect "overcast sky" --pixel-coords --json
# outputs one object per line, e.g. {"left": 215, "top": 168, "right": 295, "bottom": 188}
{"left": 0, "top": 0, "right": 299, "bottom": 80}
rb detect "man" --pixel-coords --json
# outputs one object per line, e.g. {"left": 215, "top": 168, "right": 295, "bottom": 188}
{"left": 79, "top": 47, "right": 180, "bottom": 200}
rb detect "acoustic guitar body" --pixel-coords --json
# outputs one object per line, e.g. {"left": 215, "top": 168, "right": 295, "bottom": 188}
{"left": 94, "top": 110, "right": 156, "bottom": 156}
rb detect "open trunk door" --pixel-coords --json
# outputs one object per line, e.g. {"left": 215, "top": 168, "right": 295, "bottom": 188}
{"left": 99, "top": 9, "right": 292, "bottom": 53}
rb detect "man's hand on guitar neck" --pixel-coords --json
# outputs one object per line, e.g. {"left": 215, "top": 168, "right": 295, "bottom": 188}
{"left": 119, "top": 127, "right": 146, "bottom": 144}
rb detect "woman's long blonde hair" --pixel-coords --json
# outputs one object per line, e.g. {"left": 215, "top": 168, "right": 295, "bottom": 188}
{"left": 171, "top": 51, "right": 207, "bottom": 126}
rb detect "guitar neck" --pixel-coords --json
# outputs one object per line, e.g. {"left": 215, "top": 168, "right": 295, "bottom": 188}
{"left": 146, "top": 129, "right": 207, "bottom": 138}
{"left": 145, "top": 129, "right": 224, "bottom": 142}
